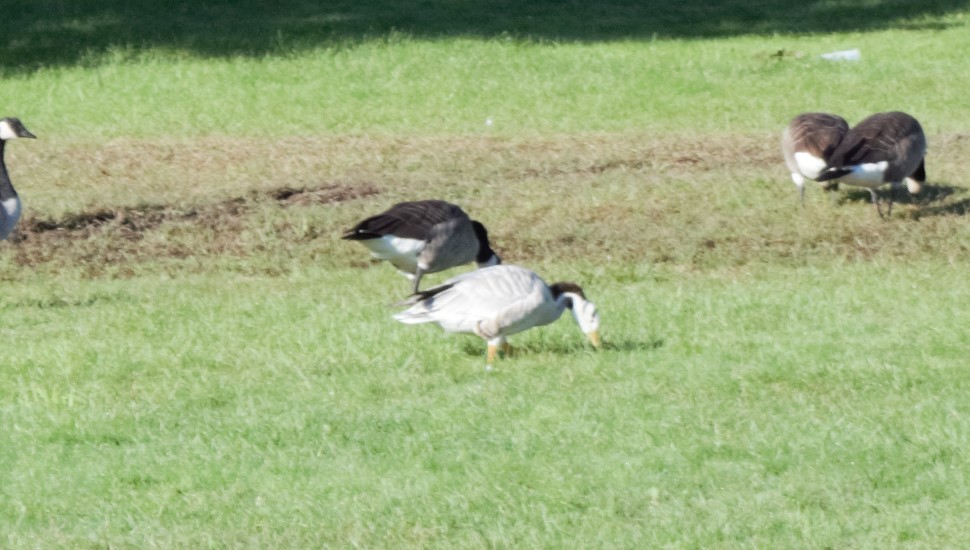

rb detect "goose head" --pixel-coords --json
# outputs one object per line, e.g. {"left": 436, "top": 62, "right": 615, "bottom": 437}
{"left": 551, "top": 282, "right": 602, "bottom": 348}
{"left": 0, "top": 118, "right": 37, "bottom": 141}
{"left": 471, "top": 220, "right": 501, "bottom": 268}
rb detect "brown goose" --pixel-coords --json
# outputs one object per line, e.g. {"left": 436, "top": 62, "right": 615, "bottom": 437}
{"left": 0, "top": 117, "right": 36, "bottom": 240}
{"left": 816, "top": 111, "right": 927, "bottom": 219}
{"left": 781, "top": 112, "right": 849, "bottom": 204}
{"left": 394, "top": 264, "right": 601, "bottom": 368}
{"left": 343, "top": 200, "right": 501, "bottom": 292}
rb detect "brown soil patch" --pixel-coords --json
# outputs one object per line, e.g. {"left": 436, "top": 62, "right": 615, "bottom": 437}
{"left": 6, "top": 132, "right": 967, "bottom": 275}
{"left": 8, "top": 182, "right": 381, "bottom": 271}
{"left": 270, "top": 183, "right": 380, "bottom": 206}
{"left": 20, "top": 182, "right": 379, "bottom": 237}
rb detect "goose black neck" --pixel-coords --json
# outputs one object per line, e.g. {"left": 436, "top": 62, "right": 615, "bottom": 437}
{"left": 0, "top": 141, "right": 16, "bottom": 201}
{"left": 471, "top": 221, "right": 496, "bottom": 263}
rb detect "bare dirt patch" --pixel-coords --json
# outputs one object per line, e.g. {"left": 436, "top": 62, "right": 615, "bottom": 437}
{"left": 20, "top": 182, "right": 379, "bottom": 237}
{"left": 9, "top": 182, "right": 381, "bottom": 271}
{"left": 270, "top": 183, "right": 380, "bottom": 206}
{"left": 6, "top": 132, "right": 968, "bottom": 275}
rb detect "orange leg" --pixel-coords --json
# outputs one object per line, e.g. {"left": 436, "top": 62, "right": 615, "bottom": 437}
{"left": 486, "top": 337, "right": 508, "bottom": 367}
{"left": 486, "top": 343, "right": 498, "bottom": 365}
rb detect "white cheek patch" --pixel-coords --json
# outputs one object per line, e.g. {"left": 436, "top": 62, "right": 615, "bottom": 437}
{"left": 566, "top": 293, "right": 600, "bottom": 334}
{"left": 793, "top": 151, "right": 827, "bottom": 180}
{"left": 0, "top": 121, "right": 15, "bottom": 140}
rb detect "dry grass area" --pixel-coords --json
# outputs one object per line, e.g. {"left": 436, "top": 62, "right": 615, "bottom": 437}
{"left": 4, "top": 132, "right": 970, "bottom": 278}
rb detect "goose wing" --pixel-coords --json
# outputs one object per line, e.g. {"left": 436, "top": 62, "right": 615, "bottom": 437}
{"left": 828, "top": 112, "right": 924, "bottom": 167}
{"left": 343, "top": 200, "right": 468, "bottom": 240}
{"left": 783, "top": 113, "right": 849, "bottom": 161}
{"left": 782, "top": 113, "right": 849, "bottom": 182}
{"left": 395, "top": 265, "right": 550, "bottom": 335}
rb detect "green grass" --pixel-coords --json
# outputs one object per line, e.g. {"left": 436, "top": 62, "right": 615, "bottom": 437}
{"left": 6, "top": 27, "right": 970, "bottom": 139}
{"left": 2, "top": 1, "right": 970, "bottom": 547}
{"left": 3, "top": 263, "right": 970, "bottom": 546}
{"left": 4, "top": 0, "right": 967, "bottom": 73}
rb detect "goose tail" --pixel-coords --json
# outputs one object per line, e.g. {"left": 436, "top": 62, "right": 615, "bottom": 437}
{"left": 815, "top": 168, "right": 852, "bottom": 182}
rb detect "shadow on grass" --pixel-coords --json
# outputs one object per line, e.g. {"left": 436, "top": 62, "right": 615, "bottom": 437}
{"left": 459, "top": 337, "right": 664, "bottom": 357}
{"left": 3, "top": 0, "right": 969, "bottom": 72}
{"left": 838, "top": 183, "right": 969, "bottom": 217}
{"left": 917, "top": 198, "right": 970, "bottom": 217}
{"left": 911, "top": 183, "right": 970, "bottom": 217}
{"left": 0, "top": 291, "right": 135, "bottom": 310}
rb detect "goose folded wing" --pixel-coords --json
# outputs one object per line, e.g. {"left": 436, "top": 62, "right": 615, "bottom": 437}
{"left": 348, "top": 201, "right": 467, "bottom": 240}
{"left": 437, "top": 269, "right": 549, "bottom": 338}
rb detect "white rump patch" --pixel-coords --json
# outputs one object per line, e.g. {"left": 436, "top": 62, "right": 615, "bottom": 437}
{"left": 841, "top": 161, "right": 890, "bottom": 187}
{"left": 793, "top": 152, "right": 827, "bottom": 180}
{"left": 905, "top": 177, "right": 922, "bottom": 194}
{"left": 359, "top": 235, "right": 424, "bottom": 273}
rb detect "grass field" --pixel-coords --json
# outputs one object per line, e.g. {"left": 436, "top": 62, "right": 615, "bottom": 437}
{"left": 3, "top": 1, "right": 970, "bottom": 547}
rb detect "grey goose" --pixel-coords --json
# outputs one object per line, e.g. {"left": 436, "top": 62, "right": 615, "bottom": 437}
{"left": 0, "top": 117, "right": 36, "bottom": 240}
{"left": 394, "top": 264, "right": 601, "bottom": 368}
{"left": 816, "top": 111, "right": 927, "bottom": 219}
{"left": 781, "top": 112, "right": 850, "bottom": 204}
{"left": 343, "top": 200, "right": 501, "bottom": 292}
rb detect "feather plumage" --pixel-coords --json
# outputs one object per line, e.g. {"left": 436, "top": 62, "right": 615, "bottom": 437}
{"left": 781, "top": 112, "right": 849, "bottom": 202}
{"left": 394, "top": 264, "right": 601, "bottom": 366}
{"left": 0, "top": 117, "right": 36, "bottom": 240}
{"left": 343, "top": 200, "right": 501, "bottom": 292}
{"left": 816, "top": 111, "right": 927, "bottom": 219}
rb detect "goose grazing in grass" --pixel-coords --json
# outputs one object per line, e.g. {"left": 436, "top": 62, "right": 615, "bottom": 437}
{"left": 816, "top": 111, "right": 927, "bottom": 219}
{"left": 394, "top": 264, "right": 601, "bottom": 367}
{"left": 343, "top": 200, "right": 501, "bottom": 292}
{"left": 0, "top": 117, "right": 36, "bottom": 240}
{"left": 781, "top": 112, "right": 850, "bottom": 204}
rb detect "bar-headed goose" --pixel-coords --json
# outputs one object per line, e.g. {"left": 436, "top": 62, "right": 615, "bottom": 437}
{"left": 816, "top": 111, "right": 927, "bottom": 219}
{"left": 781, "top": 112, "right": 849, "bottom": 204}
{"left": 343, "top": 200, "right": 501, "bottom": 292}
{"left": 0, "top": 117, "right": 36, "bottom": 240}
{"left": 394, "top": 264, "right": 601, "bottom": 367}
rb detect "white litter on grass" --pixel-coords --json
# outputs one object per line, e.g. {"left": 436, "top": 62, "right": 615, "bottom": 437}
{"left": 821, "top": 48, "right": 861, "bottom": 61}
